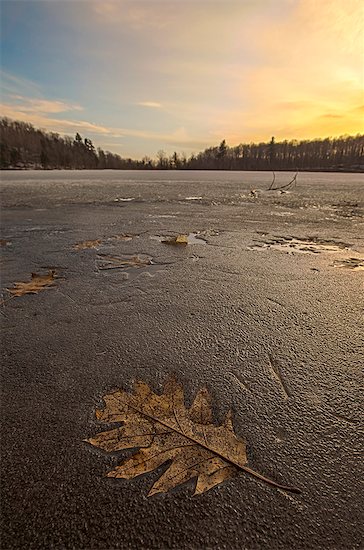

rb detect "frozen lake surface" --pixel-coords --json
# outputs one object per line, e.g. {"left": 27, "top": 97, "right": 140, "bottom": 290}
{"left": 1, "top": 170, "right": 363, "bottom": 550}
{"left": 1, "top": 169, "right": 363, "bottom": 206}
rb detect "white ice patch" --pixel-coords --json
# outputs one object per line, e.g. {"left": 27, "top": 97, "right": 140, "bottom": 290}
{"left": 114, "top": 197, "right": 135, "bottom": 202}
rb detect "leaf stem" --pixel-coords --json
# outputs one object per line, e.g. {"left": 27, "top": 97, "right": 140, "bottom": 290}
{"left": 126, "top": 402, "right": 301, "bottom": 494}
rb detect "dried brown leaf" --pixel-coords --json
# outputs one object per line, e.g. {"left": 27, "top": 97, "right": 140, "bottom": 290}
{"left": 162, "top": 234, "right": 188, "bottom": 246}
{"left": 7, "top": 270, "right": 57, "bottom": 297}
{"left": 74, "top": 234, "right": 136, "bottom": 250}
{"left": 74, "top": 239, "right": 102, "bottom": 250}
{"left": 0, "top": 239, "right": 11, "bottom": 247}
{"left": 86, "top": 379, "right": 300, "bottom": 496}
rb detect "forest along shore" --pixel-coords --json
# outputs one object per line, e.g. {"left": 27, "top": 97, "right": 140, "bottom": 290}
{"left": 1, "top": 117, "right": 363, "bottom": 171}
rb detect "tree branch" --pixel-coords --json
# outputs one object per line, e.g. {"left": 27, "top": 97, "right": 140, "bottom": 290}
{"left": 270, "top": 172, "right": 298, "bottom": 191}
{"left": 268, "top": 171, "right": 276, "bottom": 190}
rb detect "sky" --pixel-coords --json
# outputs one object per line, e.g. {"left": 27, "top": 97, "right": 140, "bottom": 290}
{"left": 1, "top": 0, "right": 363, "bottom": 159}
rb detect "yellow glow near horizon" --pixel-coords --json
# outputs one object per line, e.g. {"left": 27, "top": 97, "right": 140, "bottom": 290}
{"left": 220, "top": 0, "right": 364, "bottom": 143}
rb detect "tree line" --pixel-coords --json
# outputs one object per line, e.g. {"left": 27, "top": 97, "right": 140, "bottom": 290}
{"left": 0, "top": 117, "right": 363, "bottom": 171}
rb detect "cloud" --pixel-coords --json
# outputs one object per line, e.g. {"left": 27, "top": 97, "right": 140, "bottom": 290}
{"left": 0, "top": 102, "right": 117, "bottom": 136}
{"left": 0, "top": 70, "right": 42, "bottom": 98}
{"left": 0, "top": 98, "right": 208, "bottom": 154}
{"left": 319, "top": 113, "right": 344, "bottom": 120}
{"left": 1, "top": 73, "right": 84, "bottom": 124}
{"left": 353, "top": 104, "right": 364, "bottom": 114}
{"left": 90, "top": 0, "right": 175, "bottom": 30}
{"left": 9, "top": 95, "right": 83, "bottom": 114}
{"left": 136, "top": 101, "right": 162, "bottom": 108}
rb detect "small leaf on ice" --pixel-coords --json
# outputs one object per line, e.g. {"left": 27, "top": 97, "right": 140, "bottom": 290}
{"left": 7, "top": 270, "right": 57, "bottom": 297}
{"left": 74, "top": 239, "right": 102, "bottom": 250}
{"left": 162, "top": 234, "right": 188, "bottom": 246}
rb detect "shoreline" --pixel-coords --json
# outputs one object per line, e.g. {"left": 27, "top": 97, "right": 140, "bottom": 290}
{"left": 2, "top": 167, "right": 364, "bottom": 173}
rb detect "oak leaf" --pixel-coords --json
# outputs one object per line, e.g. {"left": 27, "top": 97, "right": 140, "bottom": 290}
{"left": 86, "top": 379, "right": 300, "bottom": 496}
{"left": 7, "top": 270, "right": 57, "bottom": 297}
